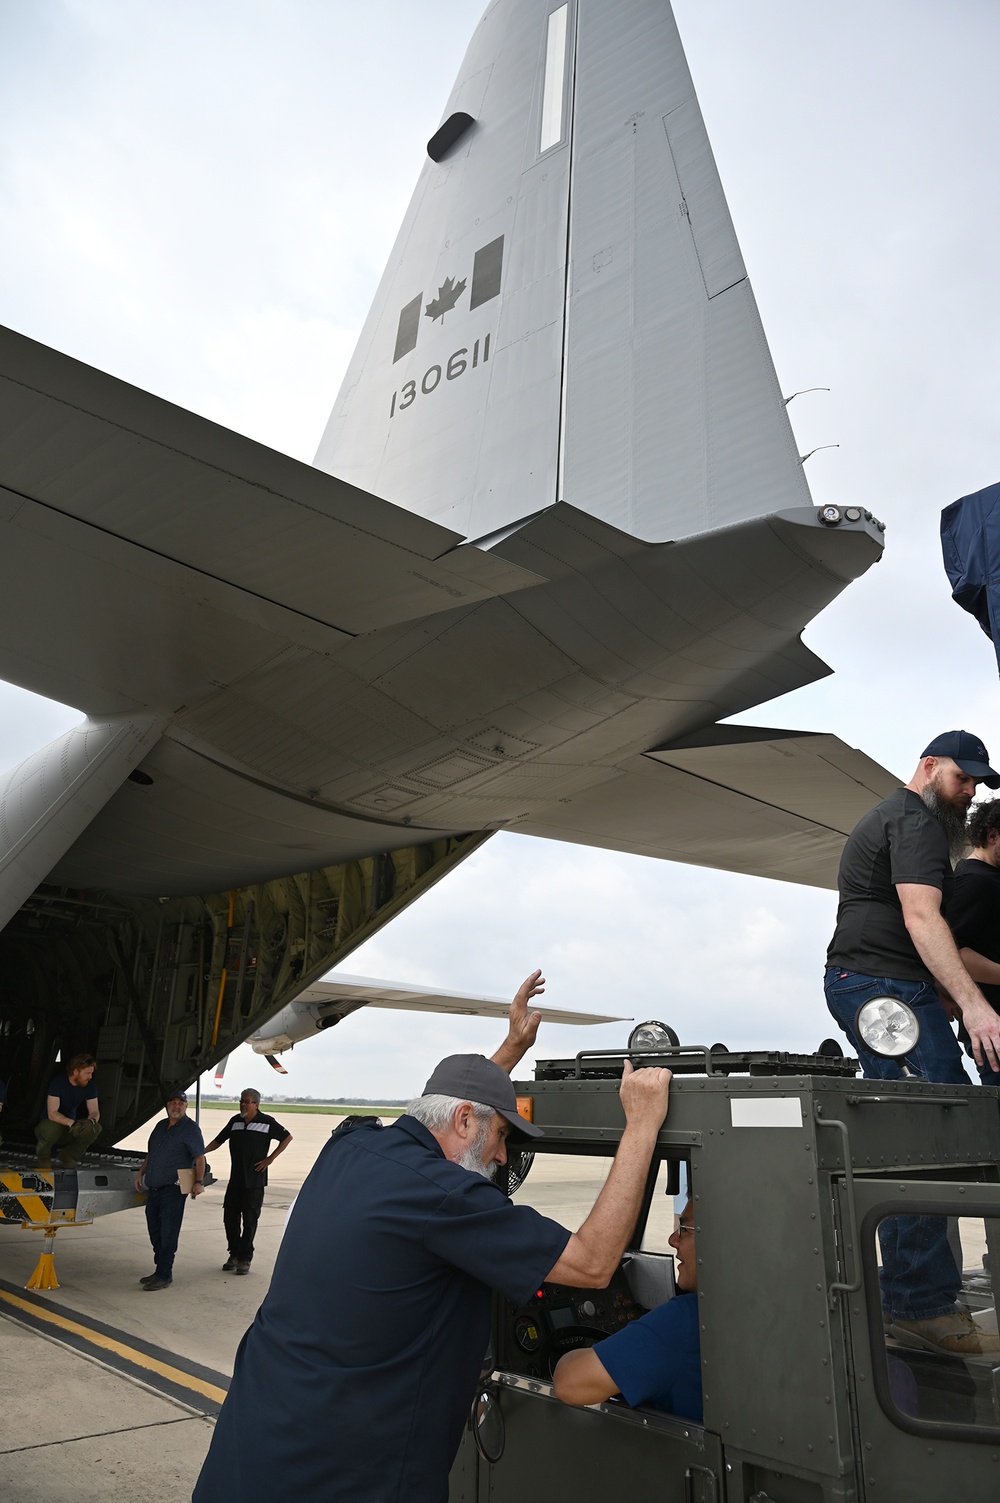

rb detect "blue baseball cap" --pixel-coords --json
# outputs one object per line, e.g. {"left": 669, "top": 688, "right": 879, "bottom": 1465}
{"left": 921, "top": 730, "right": 1000, "bottom": 789}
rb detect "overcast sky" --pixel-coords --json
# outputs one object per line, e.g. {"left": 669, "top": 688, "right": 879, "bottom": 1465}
{"left": 2, "top": 0, "right": 999, "bottom": 1101}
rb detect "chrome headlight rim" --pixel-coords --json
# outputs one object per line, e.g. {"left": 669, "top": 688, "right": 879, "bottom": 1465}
{"left": 854, "top": 996, "right": 921, "bottom": 1059}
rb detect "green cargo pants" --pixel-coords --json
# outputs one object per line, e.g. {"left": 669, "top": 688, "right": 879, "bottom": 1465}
{"left": 35, "top": 1117, "right": 101, "bottom": 1166}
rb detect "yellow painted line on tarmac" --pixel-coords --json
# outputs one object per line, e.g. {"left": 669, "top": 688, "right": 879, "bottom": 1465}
{"left": 0, "top": 1285, "right": 228, "bottom": 1404}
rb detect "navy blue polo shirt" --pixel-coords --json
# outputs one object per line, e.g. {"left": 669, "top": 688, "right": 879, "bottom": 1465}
{"left": 594, "top": 1292, "right": 702, "bottom": 1422}
{"left": 144, "top": 1114, "right": 205, "bottom": 1189}
{"left": 194, "top": 1115, "right": 570, "bottom": 1503}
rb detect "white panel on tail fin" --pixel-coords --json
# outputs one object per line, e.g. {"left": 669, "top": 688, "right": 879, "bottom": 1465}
{"left": 561, "top": 0, "right": 810, "bottom": 541}
{"left": 315, "top": 0, "right": 572, "bottom": 540}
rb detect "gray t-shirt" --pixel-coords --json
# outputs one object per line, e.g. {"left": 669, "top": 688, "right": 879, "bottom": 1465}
{"left": 826, "top": 787, "right": 951, "bottom": 981}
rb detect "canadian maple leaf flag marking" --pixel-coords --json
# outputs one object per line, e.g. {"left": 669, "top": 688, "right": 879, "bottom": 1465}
{"left": 425, "top": 276, "right": 467, "bottom": 322}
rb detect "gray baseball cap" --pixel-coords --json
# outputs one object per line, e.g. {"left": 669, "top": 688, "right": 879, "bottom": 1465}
{"left": 421, "top": 1054, "right": 543, "bottom": 1140}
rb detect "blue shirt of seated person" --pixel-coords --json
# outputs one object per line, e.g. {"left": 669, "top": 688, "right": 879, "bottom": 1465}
{"left": 553, "top": 1200, "right": 702, "bottom": 1423}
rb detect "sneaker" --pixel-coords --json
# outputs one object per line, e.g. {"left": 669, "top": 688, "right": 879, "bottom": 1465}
{"left": 222, "top": 1257, "right": 238, "bottom": 1272}
{"left": 142, "top": 1277, "right": 172, "bottom": 1292}
{"left": 235, "top": 1261, "right": 250, "bottom": 1275}
{"left": 889, "top": 1309, "right": 1000, "bottom": 1358}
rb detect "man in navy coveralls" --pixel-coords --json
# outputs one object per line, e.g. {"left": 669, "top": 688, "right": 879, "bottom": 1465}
{"left": 193, "top": 972, "right": 673, "bottom": 1503}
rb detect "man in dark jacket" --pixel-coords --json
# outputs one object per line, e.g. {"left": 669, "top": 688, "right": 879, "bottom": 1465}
{"left": 193, "top": 972, "right": 673, "bottom": 1503}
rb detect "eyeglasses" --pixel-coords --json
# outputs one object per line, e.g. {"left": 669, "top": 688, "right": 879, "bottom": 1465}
{"left": 676, "top": 1222, "right": 695, "bottom": 1236}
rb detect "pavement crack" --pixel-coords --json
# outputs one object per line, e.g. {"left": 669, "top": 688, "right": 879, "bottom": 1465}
{"left": 0, "top": 1414, "right": 212, "bottom": 1457}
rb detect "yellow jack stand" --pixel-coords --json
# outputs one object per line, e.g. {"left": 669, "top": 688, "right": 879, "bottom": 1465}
{"left": 25, "top": 1226, "right": 61, "bottom": 1290}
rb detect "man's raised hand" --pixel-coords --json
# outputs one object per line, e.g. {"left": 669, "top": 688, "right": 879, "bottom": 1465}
{"left": 491, "top": 968, "right": 546, "bottom": 1073}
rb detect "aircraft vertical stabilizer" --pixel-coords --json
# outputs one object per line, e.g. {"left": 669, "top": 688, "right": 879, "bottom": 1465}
{"left": 315, "top": 0, "right": 811, "bottom": 544}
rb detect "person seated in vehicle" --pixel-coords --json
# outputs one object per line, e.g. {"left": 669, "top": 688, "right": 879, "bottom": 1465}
{"left": 552, "top": 1199, "right": 701, "bottom": 1422}
{"left": 35, "top": 1054, "right": 101, "bottom": 1167}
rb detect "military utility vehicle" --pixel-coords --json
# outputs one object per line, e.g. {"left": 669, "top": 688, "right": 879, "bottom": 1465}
{"left": 450, "top": 1028, "right": 1000, "bottom": 1502}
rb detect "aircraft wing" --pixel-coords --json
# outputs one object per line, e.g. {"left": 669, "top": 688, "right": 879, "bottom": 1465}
{"left": 248, "top": 974, "right": 628, "bottom": 1058}
{"left": 0, "top": 323, "right": 545, "bottom": 716}
{"left": 288, "top": 975, "right": 626, "bottom": 1026}
{"left": 513, "top": 728, "right": 899, "bottom": 890}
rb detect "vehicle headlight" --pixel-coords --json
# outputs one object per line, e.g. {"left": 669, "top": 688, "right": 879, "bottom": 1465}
{"left": 628, "top": 1020, "right": 679, "bottom": 1051}
{"left": 855, "top": 997, "right": 920, "bottom": 1058}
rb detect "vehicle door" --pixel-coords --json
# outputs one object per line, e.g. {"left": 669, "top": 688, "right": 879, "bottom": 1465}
{"left": 452, "top": 1152, "right": 722, "bottom": 1503}
{"left": 842, "top": 1177, "right": 1000, "bottom": 1501}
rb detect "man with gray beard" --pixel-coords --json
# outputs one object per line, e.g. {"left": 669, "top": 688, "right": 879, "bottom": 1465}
{"left": 194, "top": 973, "right": 673, "bottom": 1503}
{"left": 824, "top": 730, "right": 1000, "bottom": 1357}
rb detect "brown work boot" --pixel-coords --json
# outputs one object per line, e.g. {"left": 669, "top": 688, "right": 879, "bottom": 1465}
{"left": 889, "top": 1309, "right": 1000, "bottom": 1359}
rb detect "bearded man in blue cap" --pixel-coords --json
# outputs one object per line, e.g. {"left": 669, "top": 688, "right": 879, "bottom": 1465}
{"left": 825, "top": 730, "right": 1000, "bottom": 1358}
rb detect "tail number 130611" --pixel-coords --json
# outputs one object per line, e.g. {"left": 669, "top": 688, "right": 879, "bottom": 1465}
{"left": 389, "top": 335, "right": 491, "bottom": 418}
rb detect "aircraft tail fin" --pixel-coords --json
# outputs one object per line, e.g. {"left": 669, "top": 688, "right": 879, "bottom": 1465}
{"left": 315, "top": 0, "right": 810, "bottom": 545}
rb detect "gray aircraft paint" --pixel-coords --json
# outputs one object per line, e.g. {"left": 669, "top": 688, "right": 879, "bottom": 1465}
{"left": 0, "top": 0, "right": 892, "bottom": 1141}
{"left": 316, "top": 0, "right": 808, "bottom": 543}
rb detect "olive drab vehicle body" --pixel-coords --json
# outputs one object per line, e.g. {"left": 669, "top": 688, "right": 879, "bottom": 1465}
{"left": 450, "top": 1047, "right": 1000, "bottom": 1502}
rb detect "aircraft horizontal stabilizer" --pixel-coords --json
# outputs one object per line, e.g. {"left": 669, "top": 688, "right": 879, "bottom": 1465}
{"left": 513, "top": 730, "right": 898, "bottom": 890}
{"left": 0, "top": 324, "right": 544, "bottom": 715}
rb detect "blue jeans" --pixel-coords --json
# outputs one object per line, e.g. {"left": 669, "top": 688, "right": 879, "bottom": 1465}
{"left": 824, "top": 968, "right": 965, "bottom": 1318}
{"left": 145, "top": 1184, "right": 187, "bottom": 1281}
{"left": 824, "top": 968, "right": 971, "bottom": 1086}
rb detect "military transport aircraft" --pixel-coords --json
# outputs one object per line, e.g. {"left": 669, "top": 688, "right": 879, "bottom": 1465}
{"left": 0, "top": 0, "right": 895, "bottom": 1146}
